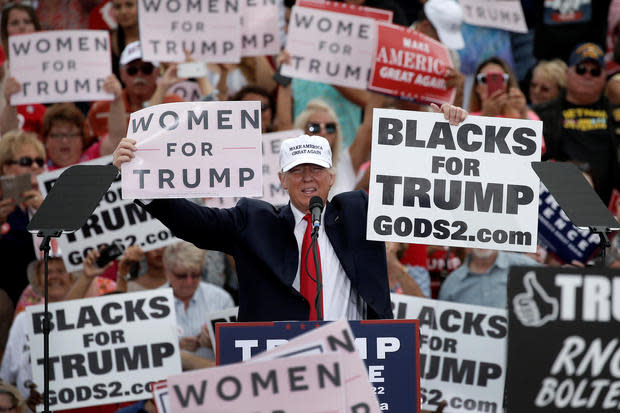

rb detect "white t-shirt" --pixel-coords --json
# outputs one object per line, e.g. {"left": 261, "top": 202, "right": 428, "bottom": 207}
{"left": 0, "top": 311, "right": 33, "bottom": 407}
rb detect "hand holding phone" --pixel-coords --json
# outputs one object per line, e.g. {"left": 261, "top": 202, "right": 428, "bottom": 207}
{"left": 0, "top": 173, "right": 32, "bottom": 204}
{"left": 486, "top": 71, "right": 507, "bottom": 97}
{"left": 177, "top": 62, "right": 208, "bottom": 78}
{"left": 96, "top": 243, "right": 124, "bottom": 268}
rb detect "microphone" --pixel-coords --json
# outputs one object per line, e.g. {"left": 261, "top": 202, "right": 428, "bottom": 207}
{"left": 309, "top": 196, "right": 324, "bottom": 232}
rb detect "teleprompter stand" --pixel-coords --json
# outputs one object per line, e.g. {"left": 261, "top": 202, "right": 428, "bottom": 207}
{"left": 532, "top": 162, "right": 620, "bottom": 266}
{"left": 27, "top": 165, "right": 118, "bottom": 413}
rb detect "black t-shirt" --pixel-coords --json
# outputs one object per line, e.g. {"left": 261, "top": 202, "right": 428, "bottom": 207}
{"left": 558, "top": 98, "right": 616, "bottom": 202}
{"left": 534, "top": 0, "right": 610, "bottom": 61}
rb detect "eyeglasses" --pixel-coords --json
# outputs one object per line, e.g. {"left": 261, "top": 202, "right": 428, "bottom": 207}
{"left": 125, "top": 63, "right": 155, "bottom": 76}
{"left": 48, "top": 132, "right": 81, "bottom": 140}
{"left": 306, "top": 122, "right": 337, "bottom": 135}
{"left": 0, "top": 405, "right": 16, "bottom": 412}
{"left": 575, "top": 63, "right": 602, "bottom": 77}
{"left": 5, "top": 156, "right": 44, "bottom": 167}
{"left": 171, "top": 272, "right": 201, "bottom": 280}
{"left": 475, "top": 73, "right": 510, "bottom": 84}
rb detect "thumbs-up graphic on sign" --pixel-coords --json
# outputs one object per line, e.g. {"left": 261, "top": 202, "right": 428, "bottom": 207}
{"left": 512, "top": 271, "right": 558, "bottom": 327}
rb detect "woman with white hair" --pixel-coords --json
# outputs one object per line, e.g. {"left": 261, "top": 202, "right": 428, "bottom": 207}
{"left": 163, "top": 241, "right": 234, "bottom": 360}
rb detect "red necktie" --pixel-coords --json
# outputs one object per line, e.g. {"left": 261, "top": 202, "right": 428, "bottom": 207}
{"left": 300, "top": 214, "right": 323, "bottom": 320}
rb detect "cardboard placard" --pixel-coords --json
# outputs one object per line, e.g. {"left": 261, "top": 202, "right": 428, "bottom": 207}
{"left": 205, "top": 129, "right": 299, "bottom": 208}
{"left": 391, "top": 293, "right": 507, "bottom": 413}
{"left": 507, "top": 266, "right": 620, "bottom": 412}
{"left": 169, "top": 81, "right": 202, "bottom": 102}
{"left": 9, "top": 30, "right": 113, "bottom": 105}
{"left": 138, "top": 0, "right": 241, "bottom": 63}
{"left": 240, "top": 0, "right": 280, "bottom": 56}
{"left": 204, "top": 306, "right": 238, "bottom": 354}
{"left": 281, "top": 0, "right": 381, "bottom": 89}
{"left": 168, "top": 352, "right": 348, "bottom": 412}
{"left": 27, "top": 290, "right": 181, "bottom": 411}
{"left": 537, "top": 184, "right": 600, "bottom": 264}
{"left": 121, "top": 101, "right": 262, "bottom": 199}
{"left": 216, "top": 319, "right": 420, "bottom": 413}
{"left": 460, "top": 0, "right": 528, "bottom": 33}
{"left": 369, "top": 23, "right": 455, "bottom": 104}
{"left": 37, "top": 155, "right": 178, "bottom": 273}
{"left": 367, "top": 109, "right": 542, "bottom": 252}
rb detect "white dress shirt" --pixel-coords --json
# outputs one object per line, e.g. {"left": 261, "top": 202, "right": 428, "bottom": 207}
{"left": 291, "top": 204, "right": 365, "bottom": 320}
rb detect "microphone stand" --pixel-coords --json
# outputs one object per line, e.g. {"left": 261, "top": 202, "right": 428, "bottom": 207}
{"left": 311, "top": 227, "right": 323, "bottom": 321}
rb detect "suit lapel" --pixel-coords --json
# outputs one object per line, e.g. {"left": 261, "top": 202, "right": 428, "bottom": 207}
{"left": 324, "top": 202, "right": 357, "bottom": 285}
{"left": 280, "top": 204, "right": 299, "bottom": 287}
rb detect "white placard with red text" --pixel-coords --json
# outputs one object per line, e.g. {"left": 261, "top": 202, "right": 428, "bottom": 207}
{"left": 138, "top": 1, "right": 241, "bottom": 63}
{"left": 369, "top": 23, "right": 455, "bottom": 104}
{"left": 9, "top": 30, "right": 113, "bottom": 105}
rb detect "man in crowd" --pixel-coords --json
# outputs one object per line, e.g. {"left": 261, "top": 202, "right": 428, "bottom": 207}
{"left": 439, "top": 248, "right": 538, "bottom": 308}
{"left": 112, "top": 104, "right": 466, "bottom": 322}
{"left": 87, "top": 41, "right": 183, "bottom": 137}
{"left": 535, "top": 42, "right": 619, "bottom": 204}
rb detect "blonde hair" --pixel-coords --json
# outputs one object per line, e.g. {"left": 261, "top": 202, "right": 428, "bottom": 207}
{"left": 0, "top": 130, "right": 45, "bottom": 174}
{"left": 0, "top": 382, "right": 27, "bottom": 413}
{"left": 163, "top": 241, "right": 205, "bottom": 274}
{"left": 532, "top": 59, "right": 567, "bottom": 90}
{"left": 294, "top": 99, "right": 342, "bottom": 167}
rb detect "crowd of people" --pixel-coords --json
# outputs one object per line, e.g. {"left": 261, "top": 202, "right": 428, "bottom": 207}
{"left": 0, "top": 0, "right": 619, "bottom": 412}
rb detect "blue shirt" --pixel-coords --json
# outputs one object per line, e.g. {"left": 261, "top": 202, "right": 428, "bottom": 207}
{"left": 438, "top": 252, "right": 539, "bottom": 308}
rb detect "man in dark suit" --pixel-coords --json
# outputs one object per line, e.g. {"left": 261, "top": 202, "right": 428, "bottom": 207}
{"left": 113, "top": 106, "right": 466, "bottom": 322}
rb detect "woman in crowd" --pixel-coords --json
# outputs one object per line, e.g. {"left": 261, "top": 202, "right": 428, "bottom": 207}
{"left": 0, "top": 3, "right": 46, "bottom": 136}
{"left": 232, "top": 85, "right": 275, "bottom": 133}
{"left": 0, "top": 131, "right": 45, "bottom": 312}
{"left": 110, "top": 0, "right": 139, "bottom": 78}
{"left": 529, "top": 59, "right": 567, "bottom": 105}
{"left": 469, "top": 56, "right": 540, "bottom": 121}
{"left": 42, "top": 100, "right": 123, "bottom": 170}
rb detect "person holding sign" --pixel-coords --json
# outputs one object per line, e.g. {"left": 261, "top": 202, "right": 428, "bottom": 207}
{"left": 87, "top": 41, "right": 184, "bottom": 138}
{"left": 113, "top": 103, "right": 466, "bottom": 322}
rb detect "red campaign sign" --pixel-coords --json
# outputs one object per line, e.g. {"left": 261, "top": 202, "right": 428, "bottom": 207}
{"left": 369, "top": 23, "right": 455, "bottom": 104}
{"left": 298, "top": 0, "right": 392, "bottom": 22}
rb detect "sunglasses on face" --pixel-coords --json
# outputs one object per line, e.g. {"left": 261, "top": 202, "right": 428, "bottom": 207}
{"left": 575, "top": 63, "right": 602, "bottom": 77}
{"left": 306, "top": 122, "right": 337, "bottom": 135}
{"left": 5, "top": 156, "right": 44, "bottom": 167}
{"left": 475, "top": 72, "right": 510, "bottom": 84}
{"left": 125, "top": 62, "right": 155, "bottom": 76}
{"left": 172, "top": 272, "right": 201, "bottom": 280}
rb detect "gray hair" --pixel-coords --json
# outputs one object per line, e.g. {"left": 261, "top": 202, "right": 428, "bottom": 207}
{"left": 294, "top": 99, "right": 342, "bottom": 168}
{"left": 163, "top": 241, "right": 205, "bottom": 274}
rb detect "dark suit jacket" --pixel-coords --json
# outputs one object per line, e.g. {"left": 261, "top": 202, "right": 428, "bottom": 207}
{"left": 141, "top": 190, "right": 393, "bottom": 321}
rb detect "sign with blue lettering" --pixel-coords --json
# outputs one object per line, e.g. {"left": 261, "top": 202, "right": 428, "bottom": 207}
{"left": 538, "top": 185, "right": 599, "bottom": 264}
{"left": 216, "top": 320, "right": 419, "bottom": 413}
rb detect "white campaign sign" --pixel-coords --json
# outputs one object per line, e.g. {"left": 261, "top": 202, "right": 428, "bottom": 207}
{"left": 138, "top": 0, "right": 241, "bottom": 63}
{"left": 367, "top": 109, "right": 541, "bottom": 252}
{"left": 204, "top": 306, "right": 238, "bottom": 354}
{"left": 282, "top": 5, "right": 376, "bottom": 89}
{"left": 205, "top": 129, "right": 299, "bottom": 208}
{"left": 391, "top": 294, "right": 507, "bottom": 413}
{"left": 460, "top": 0, "right": 528, "bottom": 33}
{"left": 241, "top": 0, "right": 281, "bottom": 56}
{"left": 170, "top": 81, "right": 202, "bottom": 102}
{"left": 121, "top": 101, "right": 263, "bottom": 199}
{"left": 37, "top": 155, "right": 178, "bottom": 273}
{"left": 9, "top": 30, "right": 113, "bottom": 105}
{"left": 27, "top": 290, "right": 181, "bottom": 411}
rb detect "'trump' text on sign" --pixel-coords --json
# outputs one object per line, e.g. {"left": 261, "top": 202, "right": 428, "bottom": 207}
{"left": 367, "top": 109, "right": 542, "bottom": 252}
{"left": 9, "top": 30, "right": 113, "bottom": 105}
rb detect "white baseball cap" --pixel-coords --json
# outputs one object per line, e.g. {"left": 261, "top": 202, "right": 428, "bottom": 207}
{"left": 424, "top": 0, "right": 464, "bottom": 50}
{"left": 120, "top": 41, "right": 151, "bottom": 65}
{"left": 279, "top": 134, "right": 332, "bottom": 172}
